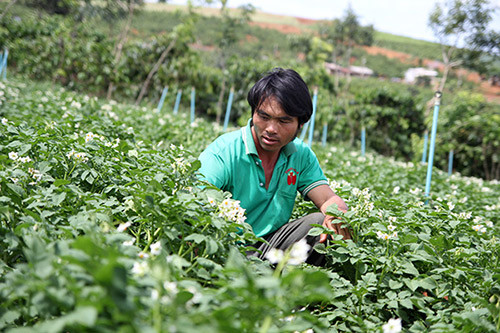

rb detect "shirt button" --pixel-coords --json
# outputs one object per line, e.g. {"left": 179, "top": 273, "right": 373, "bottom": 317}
{"left": 255, "top": 161, "right": 259, "bottom": 165}
{"left": 259, "top": 182, "right": 264, "bottom": 187}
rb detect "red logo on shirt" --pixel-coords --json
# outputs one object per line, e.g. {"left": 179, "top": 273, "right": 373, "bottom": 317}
{"left": 286, "top": 168, "right": 298, "bottom": 185}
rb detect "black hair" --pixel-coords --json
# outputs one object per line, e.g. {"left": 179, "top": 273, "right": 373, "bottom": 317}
{"left": 247, "top": 68, "right": 313, "bottom": 125}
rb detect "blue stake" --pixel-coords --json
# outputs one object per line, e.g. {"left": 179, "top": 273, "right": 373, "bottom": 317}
{"left": 361, "top": 126, "right": 366, "bottom": 157}
{"left": 190, "top": 87, "right": 195, "bottom": 124}
{"left": 299, "top": 121, "right": 309, "bottom": 141}
{"left": 156, "top": 86, "right": 168, "bottom": 113}
{"left": 448, "top": 150, "right": 454, "bottom": 176}
{"left": 2, "top": 49, "right": 7, "bottom": 80}
{"left": 322, "top": 123, "right": 328, "bottom": 147}
{"left": 421, "top": 130, "right": 429, "bottom": 164}
{"left": 424, "top": 91, "right": 442, "bottom": 201}
{"left": 173, "top": 89, "right": 182, "bottom": 115}
{"left": 307, "top": 88, "right": 318, "bottom": 147}
{"left": 0, "top": 52, "right": 4, "bottom": 77}
{"left": 223, "top": 87, "right": 234, "bottom": 132}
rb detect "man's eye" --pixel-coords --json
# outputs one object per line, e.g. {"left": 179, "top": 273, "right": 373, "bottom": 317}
{"left": 280, "top": 119, "right": 292, "bottom": 124}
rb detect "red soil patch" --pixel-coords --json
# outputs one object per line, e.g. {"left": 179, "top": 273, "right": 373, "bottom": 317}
{"left": 249, "top": 21, "right": 303, "bottom": 34}
{"left": 362, "top": 45, "right": 419, "bottom": 65}
{"left": 295, "top": 17, "right": 317, "bottom": 25}
{"left": 245, "top": 34, "right": 259, "bottom": 43}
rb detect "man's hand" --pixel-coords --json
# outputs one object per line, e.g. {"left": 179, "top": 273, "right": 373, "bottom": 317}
{"left": 319, "top": 215, "right": 352, "bottom": 243}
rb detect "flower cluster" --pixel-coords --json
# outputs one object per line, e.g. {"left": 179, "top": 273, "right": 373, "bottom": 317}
{"left": 382, "top": 318, "right": 402, "bottom": 333}
{"left": 27, "top": 168, "right": 42, "bottom": 185}
{"left": 216, "top": 198, "right": 247, "bottom": 224}
{"left": 265, "top": 239, "right": 311, "bottom": 266}
{"left": 66, "top": 149, "right": 89, "bottom": 163}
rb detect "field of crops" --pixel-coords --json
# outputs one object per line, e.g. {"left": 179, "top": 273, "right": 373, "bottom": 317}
{"left": 0, "top": 79, "right": 499, "bottom": 332}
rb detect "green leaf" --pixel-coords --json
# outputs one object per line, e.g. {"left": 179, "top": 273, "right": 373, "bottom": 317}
{"left": 401, "top": 261, "right": 419, "bottom": 276}
{"left": 7, "top": 183, "right": 25, "bottom": 198}
{"left": 51, "top": 192, "right": 66, "bottom": 206}
{"left": 184, "top": 233, "right": 206, "bottom": 244}
{"left": 54, "top": 179, "right": 71, "bottom": 187}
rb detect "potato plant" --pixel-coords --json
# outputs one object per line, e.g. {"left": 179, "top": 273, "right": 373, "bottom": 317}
{"left": 0, "top": 79, "right": 499, "bottom": 332}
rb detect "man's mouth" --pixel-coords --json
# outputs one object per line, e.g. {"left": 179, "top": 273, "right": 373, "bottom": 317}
{"left": 262, "top": 135, "right": 279, "bottom": 145}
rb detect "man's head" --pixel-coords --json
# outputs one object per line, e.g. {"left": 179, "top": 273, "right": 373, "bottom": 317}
{"left": 247, "top": 68, "right": 313, "bottom": 126}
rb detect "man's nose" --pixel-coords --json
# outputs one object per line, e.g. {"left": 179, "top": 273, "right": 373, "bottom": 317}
{"left": 266, "top": 120, "right": 278, "bottom": 134}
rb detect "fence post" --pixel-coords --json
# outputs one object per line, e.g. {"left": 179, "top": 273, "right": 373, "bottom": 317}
{"left": 0, "top": 49, "right": 7, "bottom": 80}
{"left": 156, "top": 86, "right": 168, "bottom": 113}
{"left": 448, "top": 150, "right": 454, "bottom": 176}
{"left": 322, "top": 123, "right": 328, "bottom": 147}
{"left": 190, "top": 87, "right": 195, "bottom": 124}
{"left": 307, "top": 88, "right": 318, "bottom": 147}
{"left": 299, "top": 121, "right": 309, "bottom": 141}
{"left": 424, "top": 91, "right": 442, "bottom": 202}
{"left": 421, "top": 130, "right": 429, "bottom": 163}
{"left": 173, "top": 89, "right": 182, "bottom": 115}
{"left": 361, "top": 126, "right": 366, "bottom": 157}
{"left": 223, "top": 87, "right": 234, "bottom": 132}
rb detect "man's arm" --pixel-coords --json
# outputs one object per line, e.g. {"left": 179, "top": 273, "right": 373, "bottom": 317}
{"left": 306, "top": 184, "right": 351, "bottom": 242}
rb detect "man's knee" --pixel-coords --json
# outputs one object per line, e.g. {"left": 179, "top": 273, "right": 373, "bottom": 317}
{"left": 304, "top": 212, "right": 324, "bottom": 227}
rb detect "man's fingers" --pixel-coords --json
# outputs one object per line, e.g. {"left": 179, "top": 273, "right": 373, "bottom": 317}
{"left": 319, "top": 233, "right": 327, "bottom": 243}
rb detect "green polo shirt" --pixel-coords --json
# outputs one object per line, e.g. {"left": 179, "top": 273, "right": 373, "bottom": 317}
{"left": 198, "top": 119, "right": 328, "bottom": 237}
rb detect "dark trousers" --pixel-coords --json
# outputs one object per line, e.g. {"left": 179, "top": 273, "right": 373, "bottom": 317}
{"left": 246, "top": 212, "right": 325, "bottom": 266}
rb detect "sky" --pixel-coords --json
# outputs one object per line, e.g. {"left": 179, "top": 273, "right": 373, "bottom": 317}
{"left": 161, "top": 0, "right": 500, "bottom": 42}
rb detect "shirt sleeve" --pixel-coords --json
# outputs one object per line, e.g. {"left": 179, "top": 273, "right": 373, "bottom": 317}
{"left": 296, "top": 145, "right": 328, "bottom": 198}
{"left": 198, "top": 143, "right": 228, "bottom": 190}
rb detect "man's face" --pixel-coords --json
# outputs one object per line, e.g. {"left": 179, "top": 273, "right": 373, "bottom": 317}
{"left": 251, "top": 97, "right": 301, "bottom": 154}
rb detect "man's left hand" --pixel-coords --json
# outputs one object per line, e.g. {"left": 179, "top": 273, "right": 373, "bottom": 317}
{"left": 319, "top": 215, "right": 351, "bottom": 243}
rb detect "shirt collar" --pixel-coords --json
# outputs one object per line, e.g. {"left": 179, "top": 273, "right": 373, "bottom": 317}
{"left": 242, "top": 118, "right": 297, "bottom": 157}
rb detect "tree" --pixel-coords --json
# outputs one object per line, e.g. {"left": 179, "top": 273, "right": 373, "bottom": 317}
{"left": 428, "top": 0, "right": 499, "bottom": 93}
{"left": 213, "top": 1, "right": 255, "bottom": 124}
{"left": 320, "top": 6, "right": 374, "bottom": 92}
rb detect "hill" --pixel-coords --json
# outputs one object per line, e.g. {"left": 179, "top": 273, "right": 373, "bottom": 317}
{"left": 143, "top": 2, "right": 499, "bottom": 103}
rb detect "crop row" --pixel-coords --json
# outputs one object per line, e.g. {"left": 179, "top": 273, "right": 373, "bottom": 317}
{"left": 0, "top": 79, "right": 499, "bottom": 332}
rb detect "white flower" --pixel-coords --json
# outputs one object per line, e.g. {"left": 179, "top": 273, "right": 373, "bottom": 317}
{"left": 19, "top": 156, "right": 32, "bottom": 163}
{"left": 288, "top": 239, "right": 310, "bottom": 265}
{"left": 383, "top": 318, "right": 402, "bottom": 333}
{"left": 207, "top": 197, "right": 216, "bottom": 207}
{"left": 70, "top": 101, "right": 82, "bottom": 109}
{"left": 150, "top": 241, "right": 162, "bottom": 256}
{"left": 138, "top": 252, "right": 150, "bottom": 259}
{"left": 265, "top": 248, "right": 284, "bottom": 264}
{"left": 472, "top": 224, "right": 484, "bottom": 232}
{"left": 459, "top": 197, "right": 468, "bottom": 203}
{"left": 388, "top": 224, "right": 396, "bottom": 231}
{"left": 1, "top": 118, "right": 8, "bottom": 125}
{"left": 352, "top": 187, "right": 361, "bottom": 196}
{"left": 392, "top": 186, "right": 400, "bottom": 194}
{"left": 458, "top": 212, "right": 472, "bottom": 220}
{"left": 447, "top": 202, "right": 455, "bottom": 211}
{"left": 163, "top": 281, "right": 178, "bottom": 295}
{"left": 151, "top": 289, "right": 159, "bottom": 301}
{"left": 117, "top": 221, "right": 131, "bottom": 232}
{"left": 388, "top": 216, "right": 397, "bottom": 224}
{"left": 131, "top": 261, "right": 148, "bottom": 276}
{"left": 123, "top": 239, "right": 135, "bottom": 246}
{"left": 8, "top": 152, "right": 18, "bottom": 160}
{"left": 485, "top": 221, "right": 493, "bottom": 228}
{"left": 409, "top": 188, "right": 422, "bottom": 195}
{"left": 85, "top": 132, "right": 95, "bottom": 143}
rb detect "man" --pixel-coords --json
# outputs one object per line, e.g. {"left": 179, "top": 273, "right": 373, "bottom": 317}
{"left": 198, "top": 68, "right": 350, "bottom": 266}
